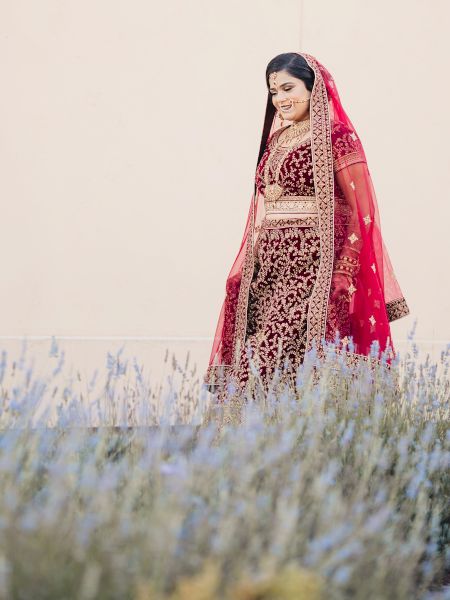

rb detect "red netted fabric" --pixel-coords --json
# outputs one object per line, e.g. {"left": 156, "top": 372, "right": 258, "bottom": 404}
{"left": 204, "top": 52, "right": 409, "bottom": 391}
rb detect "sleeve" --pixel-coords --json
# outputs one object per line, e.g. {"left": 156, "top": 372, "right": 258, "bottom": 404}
{"left": 332, "top": 122, "right": 366, "bottom": 173}
{"left": 331, "top": 123, "right": 367, "bottom": 273}
{"left": 334, "top": 161, "right": 368, "bottom": 263}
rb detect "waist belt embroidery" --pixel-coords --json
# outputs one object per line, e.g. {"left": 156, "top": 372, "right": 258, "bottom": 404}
{"left": 264, "top": 194, "right": 318, "bottom": 215}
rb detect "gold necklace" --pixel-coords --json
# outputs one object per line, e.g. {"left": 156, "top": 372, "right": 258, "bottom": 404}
{"left": 278, "top": 118, "right": 311, "bottom": 146}
{"left": 263, "top": 119, "right": 311, "bottom": 202}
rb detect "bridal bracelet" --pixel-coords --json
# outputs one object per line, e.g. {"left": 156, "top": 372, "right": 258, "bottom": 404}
{"left": 333, "top": 254, "right": 360, "bottom": 278}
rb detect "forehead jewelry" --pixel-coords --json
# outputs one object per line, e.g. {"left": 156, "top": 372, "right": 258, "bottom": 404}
{"left": 269, "top": 71, "right": 278, "bottom": 88}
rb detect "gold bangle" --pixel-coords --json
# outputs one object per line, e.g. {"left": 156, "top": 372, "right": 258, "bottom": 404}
{"left": 334, "top": 263, "right": 359, "bottom": 277}
{"left": 335, "top": 259, "right": 359, "bottom": 269}
{"left": 337, "top": 254, "right": 359, "bottom": 263}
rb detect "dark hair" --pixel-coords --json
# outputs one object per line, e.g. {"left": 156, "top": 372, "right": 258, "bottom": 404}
{"left": 256, "top": 53, "right": 315, "bottom": 168}
{"left": 265, "top": 53, "right": 315, "bottom": 92}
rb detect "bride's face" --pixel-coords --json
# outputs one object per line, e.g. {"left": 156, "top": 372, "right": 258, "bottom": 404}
{"left": 268, "top": 69, "right": 311, "bottom": 122}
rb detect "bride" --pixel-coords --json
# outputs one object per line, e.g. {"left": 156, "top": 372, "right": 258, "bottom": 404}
{"left": 204, "top": 52, "right": 409, "bottom": 397}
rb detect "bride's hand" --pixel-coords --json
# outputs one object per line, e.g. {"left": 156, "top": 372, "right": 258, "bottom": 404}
{"left": 330, "top": 272, "right": 352, "bottom": 302}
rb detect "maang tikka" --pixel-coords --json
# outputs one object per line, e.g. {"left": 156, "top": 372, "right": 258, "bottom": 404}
{"left": 269, "top": 72, "right": 286, "bottom": 124}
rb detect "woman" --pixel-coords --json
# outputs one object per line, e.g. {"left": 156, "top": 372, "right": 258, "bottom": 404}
{"left": 204, "top": 52, "right": 410, "bottom": 397}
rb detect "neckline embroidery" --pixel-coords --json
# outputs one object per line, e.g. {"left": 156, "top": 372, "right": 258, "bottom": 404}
{"left": 270, "top": 126, "right": 312, "bottom": 151}
{"left": 263, "top": 130, "right": 312, "bottom": 185}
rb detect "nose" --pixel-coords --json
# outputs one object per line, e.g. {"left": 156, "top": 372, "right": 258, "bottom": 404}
{"left": 277, "top": 93, "right": 291, "bottom": 104}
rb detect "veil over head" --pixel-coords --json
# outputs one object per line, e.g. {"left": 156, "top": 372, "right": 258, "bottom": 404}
{"left": 204, "top": 52, "right": 410, "bottom": 390}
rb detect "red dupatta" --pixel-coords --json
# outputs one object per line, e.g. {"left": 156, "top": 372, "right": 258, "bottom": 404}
{"left": 204, "top": 52, "right": 410, "bottom": 390}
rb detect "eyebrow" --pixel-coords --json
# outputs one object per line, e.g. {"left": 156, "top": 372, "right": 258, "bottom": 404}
{"left": 269, "top": 81, "right": 295, "bottom": 90}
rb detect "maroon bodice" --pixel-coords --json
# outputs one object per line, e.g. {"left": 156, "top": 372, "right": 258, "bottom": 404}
{"left": 255, "top": 122, "right": 363, "bottom": 200}
{"left": 255, "top": 136, "right": 315, "bottom": 197}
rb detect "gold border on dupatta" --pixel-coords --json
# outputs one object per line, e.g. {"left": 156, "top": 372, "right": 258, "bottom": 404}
{"left": 302, "top": 53, "right": 335, "bottom": 352}
{"left": 231, "top": 193, "right": 257, "bottom": 368}
{"left": 386, "top": 297, "right": 410, "bottom": 322}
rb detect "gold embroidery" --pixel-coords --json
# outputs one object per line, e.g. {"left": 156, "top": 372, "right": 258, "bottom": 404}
{"left": 371, "top": 263, "right": 376, "bottom": 273}
{"left": 334, "top": 152, "right": 366, "bottom": 172}
{"left": 234, "top": 224, "right": 322, "bottom": 389}
{"left": 232, "top": 208, "right": 256, "bottom": 367}
{"left": 348, "top": 283, "right": 357, "bottom": 295}
{"left": 282, "top": 140, "right": 315, "bottom": 196}
{"left": 265, "top": 194, "right": 318, "bottom": 217}
{"left": 255, "top": 133, "right": 314, "bottom": 198}
{"left": 262, "top": 216, "right": 319, "bottom": 229}
{"left": 386, "top": 297, "right": 410, "bottom": 322}
{"left": 350, "top": 180, "right": 356, "bottom": 190}
{"left": 264, "top": 183, "right": 284, "bottom": 202}
{"left": 203, "top": 364, "right": 233, "bottom": 389}
{"left": 263, "top": 128, "right": 312, "bottom": 202}
{"left": 369, "top": 315, "right": 376, "bottom": 326}
{"left": 348, "top": 232, "right": 359, "bottom": 244}
{"left": 333, "top": 347, "right": 391, "bottom": 371}
{"left": 232, "top": 121, "right": 318, "bottom": 368}
{"left": 332, "top": 123, "right": 366, "bottom": 173}
{"left": 363, "top": 214, "right": 372, "bottom": 225}
{"left": 302, "top": 53, "right": 335, "bottom": 353}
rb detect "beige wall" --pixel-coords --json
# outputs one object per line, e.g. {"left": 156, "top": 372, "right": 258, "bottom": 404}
{"left": 301, "top": 0, "right": 450, "bottom": 348}
{"left": 0, "top": 0, "right": 448, "bottom": 377}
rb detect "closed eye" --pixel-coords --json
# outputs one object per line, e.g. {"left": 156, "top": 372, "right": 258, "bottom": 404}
{"left": 270, "top": 87, "right": 293, "bottom": 95}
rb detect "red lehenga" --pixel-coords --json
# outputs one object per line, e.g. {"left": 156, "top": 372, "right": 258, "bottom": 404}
{"left": 204, "top": 52, "right": 410, "bottom": 395}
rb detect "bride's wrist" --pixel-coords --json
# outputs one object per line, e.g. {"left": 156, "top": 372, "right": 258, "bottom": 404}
{"left": 332, "top": 270, "right": 353, "bottom": 281}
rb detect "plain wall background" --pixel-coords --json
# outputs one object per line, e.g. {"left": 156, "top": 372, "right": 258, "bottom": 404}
{"left": 0, "top": 0, "right": 448, "bottom": 377}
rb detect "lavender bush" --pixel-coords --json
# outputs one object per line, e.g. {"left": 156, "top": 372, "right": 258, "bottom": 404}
{"left": 0, "top": 326, "right": 448, "bottom": 599}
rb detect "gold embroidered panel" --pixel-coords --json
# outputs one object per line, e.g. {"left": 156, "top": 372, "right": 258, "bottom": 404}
{"left": 265, "top": 195, "right": 318, "bottom": 216}
{"left": 262, "top": 216, "right": 319, "bottom": 229}
{"left": 386, "top": 297, "right": 410, "bottom": 322}
{"left": 332, "top": 122, "right": 366, "bottom": 173}
{"left": 303, "top": 53, "right": 335, "bottom": 353}
{"left": 334, "top": 152, "right": 366, "bottom": 172}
